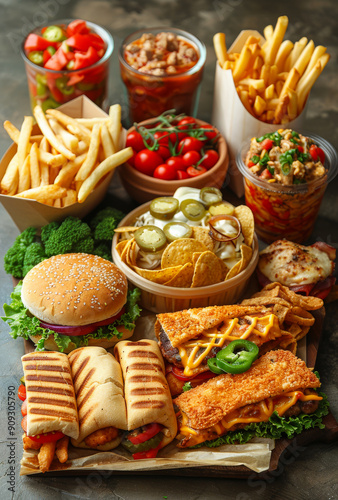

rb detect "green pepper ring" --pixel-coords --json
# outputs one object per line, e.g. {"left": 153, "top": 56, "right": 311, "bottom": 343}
{"left": 207, "top": 340, "right": 259, "bottom": 375}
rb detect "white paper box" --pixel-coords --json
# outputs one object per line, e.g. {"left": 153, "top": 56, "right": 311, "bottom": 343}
{"left": 211, "top": 30, "right": 306, "bottom": 197}
{"left": 0, "top": 96, "right": 114, "bottom": 231}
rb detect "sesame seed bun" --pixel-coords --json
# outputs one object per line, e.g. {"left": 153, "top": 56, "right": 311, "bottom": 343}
{"left": 21, "top": 253, "right": 128, "bottom": 326}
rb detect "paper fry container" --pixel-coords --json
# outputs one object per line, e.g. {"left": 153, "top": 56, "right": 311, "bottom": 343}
{"left": 0, "top": 96, "right": 114, "bottom": 232}
{"left": 211, "top": 30, "right": 307, "bottom": 197}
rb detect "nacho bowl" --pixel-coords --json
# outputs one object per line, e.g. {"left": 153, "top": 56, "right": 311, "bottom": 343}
{"left": 112, "top": 201, "right": 259, "bottom": 313}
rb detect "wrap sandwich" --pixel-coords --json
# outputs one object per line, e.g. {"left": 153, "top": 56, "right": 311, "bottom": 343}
{"left": 174, "top": 350, "right": 328, "bottom": 448}
{"left": 21, "top": 351, "right": 79, "bottom": 473}
{"left": 155, "top": 304, "right": 296, "bottom": 395}
{"left": 68, "top": 346, "right": 128, "bottom": 450}
{"left": 114, "top": 339, "right": 177, "bottom": 459}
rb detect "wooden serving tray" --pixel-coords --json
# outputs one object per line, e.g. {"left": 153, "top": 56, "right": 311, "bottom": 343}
{"left": 22, "top": 307, "right": 338, "bottom": 478}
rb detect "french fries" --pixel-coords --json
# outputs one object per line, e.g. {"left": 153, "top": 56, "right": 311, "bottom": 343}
{"left": 213, "top": 15, "right": 330, "bottom": 123}
{"left": 1, "top": 105, "right": 129, "bottom": 205}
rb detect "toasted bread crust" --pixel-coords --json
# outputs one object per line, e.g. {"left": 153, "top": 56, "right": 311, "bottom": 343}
{"left": 155, "top": 305, "right": 271, "bottom": 348}
{"left": 174, "top": 350, "right": 320, "bottom": 430}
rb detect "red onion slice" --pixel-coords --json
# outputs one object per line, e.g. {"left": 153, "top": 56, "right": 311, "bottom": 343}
{"left": 208, "top": 215, "right": 242, "bottom": 242}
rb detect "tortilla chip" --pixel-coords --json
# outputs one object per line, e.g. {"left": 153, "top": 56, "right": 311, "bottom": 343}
{"left": 126, "top": 239, "right": 138, "bottom": 267}
{"left": 115, "top": 239, "right": 129, "bottom": 257}
{"left": 192, "top": 251, "right": 224, "bottom": 287}
{"left": 272, "top": 303, "right": 289, "bottom": 325}
{"left": 226, "top": 260, "right": 242, "bottom": 280}
{"left": 238, "top": 244, "right": 253, "bottom": 273}
{"left": 120, "top": 238, "right": 134, "bottom": 263}
{"left": 133, "top": 265, "right": 183, "bottom": 284}
{"left": 192, "top": 252, "right": 203, "bottom": 266}
{"left": 234, "top": 205, "right": 255, "bottom": 246}
{"left": 164, "top": 263, "right": 194, "bottom": 288}
{"left": 114, "top": 226, "right": 138, "bottom": 233}
{"left": 192, "top": 227, "right": 214, "bottom": 251}
{"left": 161, "top": 238, "right": 208, "bottom": 268}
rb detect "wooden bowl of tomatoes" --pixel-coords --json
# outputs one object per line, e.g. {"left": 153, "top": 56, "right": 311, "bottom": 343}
{"left": 118, "top": 112, "right": 229, "bottom": 203}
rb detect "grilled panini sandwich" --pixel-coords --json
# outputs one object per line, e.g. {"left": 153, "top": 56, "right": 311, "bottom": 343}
{"left": 21, "top": 351, "right": 79, "bottom": 472}
{"left": 114, "top": 340, "right": 177, "bottom": 457}
{"left": 68, "top": 346, "right": 128, "bottom": 450}
{"left": 155, "top": 304, "right": 295, "bottom": 394}
{"left": 174, "top": 350, "right": 323, "bottom": 448}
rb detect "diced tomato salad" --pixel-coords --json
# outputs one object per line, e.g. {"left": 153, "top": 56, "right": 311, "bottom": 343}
{"left": 23, "top": 19, "right": 110, "bottom": 111}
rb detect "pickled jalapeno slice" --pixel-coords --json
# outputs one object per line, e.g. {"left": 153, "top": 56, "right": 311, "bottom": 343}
{"left": 180, "top": 199, "right": 206, "bottom": 221}
{"left": 149, "top": 197, "right": 179, "bottom": 220}
{"left": 163, "top": 222, "right": 193, "bottom": 242}
{"left": 134, "top": 225, "right": 167, "bottom": 252}
{"left": 200, "top": 187, "right": 222, "bottom": 207}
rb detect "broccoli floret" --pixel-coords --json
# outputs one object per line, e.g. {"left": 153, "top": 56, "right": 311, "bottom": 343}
{"left": 40, "top": 221, "right": 59, "bottom": 245}
{"left": 22, "top": 242, "right": 47, "bottom": 277}
{"left": 4, "top": 227, "right": 37, "bottom": 278}
{"left": 93, "top": 242, "right": 112, "bottom": 262}
{"left": 88, "top": 207, "right": 124, "bottom": 230}
{"left": 72, "top": 237, "right": 95, "bottom": 254}
{"left": 43, "top": 216, "right": 94, "bottom": 257}
{"left": 93, "top": 217, "right": 118, "bottom": 242}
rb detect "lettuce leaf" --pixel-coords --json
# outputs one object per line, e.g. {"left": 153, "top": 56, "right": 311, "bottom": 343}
{"left": 2, "top": 283, "right": 142, "bottom": 352}
{"left": 192, "top": 392, "right": 330, "bottom": 448}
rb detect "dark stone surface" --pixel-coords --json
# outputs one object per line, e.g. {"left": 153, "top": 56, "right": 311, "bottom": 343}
{"left": 0, "top": 1, "right": 337, "bottom": 498}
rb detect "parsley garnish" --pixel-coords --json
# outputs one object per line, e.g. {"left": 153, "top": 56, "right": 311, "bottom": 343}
{"left": 256, "top": 131, "right": 282, "bottom": 146}
{"left": 183, "top": 382, "right": 193, "bottom": 392}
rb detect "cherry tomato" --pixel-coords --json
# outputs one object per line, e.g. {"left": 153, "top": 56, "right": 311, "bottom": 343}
{"left": 260, "top": 168, "right": 273, "bottom": 180}
{"left": 127, "top": 152, "right": 136, "bottom": 167}
{"left": 260, "top": 139, "right": 274, "bottom": 150}
{"left": 177, "top": 170, "right": 189, "bottom": 180}
{"left": 169, "top": 131, "right": 187, "bottom": 146}
{"left": 21, "top": 398, "right": 28, "bottom": 417}
{"left": 18, "top": 384, "right": 26, "bottom": 401}
{"left": 126, "top": 131, "right": 145, "bottom": 152}
{"left": 153, "top": 163, "right": 177, "bottom": 180}
{"left": 134, "top": 149, "right": 163, "bottom": 176}
{"left": 154, "top": 131, "right": 169, "bottom": 145}
{"left": 201, "top": 150, "right": 219, "bottom": 169}
{"left": 178, "top": 137, "right": 204, "bottom": 154}
{"left": 297, "top": 145, "right": 304, "bottom": 153}
{"left": 157, "top": 145, "right": 171, "bottom": 160}
{"left": 177, "top": 117, "right": 196, "bottom": 130}
{"left": 166, "top": 156, "right": 185, "bottom": 171}
{"left": 199, "top": 124, "right": 217, "bottom": 140}
{"left": 186, "top": 165, "right": 207, "bottom": 177}
{"left": 182, "top": 150, "right": 201, "bottom": 168}
{"left": 247, "top": 160, "right": 256, "bottom": 167}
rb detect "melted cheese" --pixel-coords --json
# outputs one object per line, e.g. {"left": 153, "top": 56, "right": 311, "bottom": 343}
{"left": 179, "top": 314, "right": 276, "bottom": 376}
{"left": 259, "top": 240, "right": 333, "bottom": 286}
{"left": 178, "top": 390, "right": 322, "bottom": 445}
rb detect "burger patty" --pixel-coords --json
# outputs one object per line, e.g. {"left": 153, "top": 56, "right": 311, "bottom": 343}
{"left": 158, "top": 328, "right": 221, "bottom": 368}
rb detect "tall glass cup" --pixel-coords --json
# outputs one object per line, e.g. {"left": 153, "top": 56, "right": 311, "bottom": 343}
{"left": 119, "top": 28, "right": 206, "bottom": 125}
{"left": 21, "top": 19, "right": 114, "bottom": 112}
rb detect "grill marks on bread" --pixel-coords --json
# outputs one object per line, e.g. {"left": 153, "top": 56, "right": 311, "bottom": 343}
{"left": 21, "top": 351, "right": 79, "bottom": 440}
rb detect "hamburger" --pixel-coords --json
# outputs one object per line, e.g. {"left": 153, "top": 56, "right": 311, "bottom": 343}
{"left": 2, "top": 253, "right": 141, "bottom": 352}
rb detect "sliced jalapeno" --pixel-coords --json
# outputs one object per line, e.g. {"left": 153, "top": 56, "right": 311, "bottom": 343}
{"left": 209, "top": 201, "right": 235, "bottom": 216}
{"left": 28, "top": 51, "right": 44, "bottom": 65}
{"left": 207, "top": 358, "right": 224, "bottom": 375}
{"left": 41, "top": 98, "right": 59, "bottom": 113}
{"left": 134, "top": 225, "right": 167, "bottom": 252}
{"left": 208, "top": 214, "right": 241, "bottom": 242}
{"left": 180, "top": 199, "right": 206, "bottom": 221}
{"left": 163, "top": 222, "right": 193, "bottom": 242}
{"left": 77, "top": 82, "right": 96, "bottom": 91}
{"left": 215, "top": 340, "right": 259, "bottom": 374}
{"left": 56, "top": 76, "right": 75, "bottom": 95}
{"left": 200, "top": 187, "right": 222, "bottom": 207}
{"left": 149, "top": 197, "right": 179, "bottom": 220}
{"left": 42, "top": 25, "right": 66, "bottom": 43}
